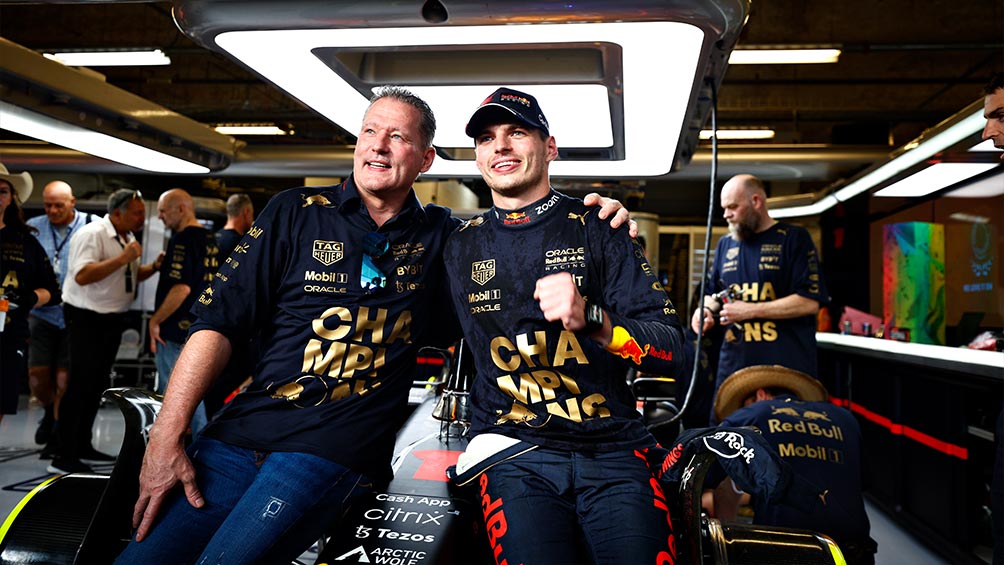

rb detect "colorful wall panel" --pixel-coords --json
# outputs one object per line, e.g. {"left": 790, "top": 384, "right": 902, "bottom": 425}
{"left": 882, "top": 222, "right": 945, "bottom": 345}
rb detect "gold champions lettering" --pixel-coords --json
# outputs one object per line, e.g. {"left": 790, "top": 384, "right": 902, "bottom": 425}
{"left": 300, "top": 306, "right": 411, "bottom": 401}
{"left": 490, "top": 330, "right": 610, "bottom": 424}
{"left": 725, "top": 281, "right": 784, "bottom": 342}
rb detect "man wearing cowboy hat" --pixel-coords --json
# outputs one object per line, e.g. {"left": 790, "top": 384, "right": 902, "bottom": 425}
{"left": 708, "top": 364, "right": 877, "bottom": 565}
{"left": 0, "top": 163, "right": 61, "bottom": 424}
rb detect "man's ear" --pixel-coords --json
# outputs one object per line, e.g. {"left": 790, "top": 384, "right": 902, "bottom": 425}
{"left": 755, "top": 388, "right": 772, "bottom": 402}
{"left": 546, "top": 136, "right": 558, "bottom": 162}
{"left": 420, "top": 146, "right": 436, "bottom": 173}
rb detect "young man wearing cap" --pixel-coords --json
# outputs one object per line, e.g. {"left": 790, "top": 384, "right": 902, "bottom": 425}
{"left": 0, "top": 164, "right": 60, "bottom": 425}
{"left": 709, "top": 364, "right": 876, "bottom": 565}
{"left": 444, "top": 88, "right": 687, "bottom": 564}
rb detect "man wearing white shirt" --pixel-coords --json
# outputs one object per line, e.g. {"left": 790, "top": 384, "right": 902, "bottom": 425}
{"left": 49, "top": 189, "right": 159, "bottom": 474}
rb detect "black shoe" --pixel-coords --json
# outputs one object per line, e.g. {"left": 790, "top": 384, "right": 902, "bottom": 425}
{"left": 47, "top": 457, "right": 93, "bottom": 475}
{"left": 79, "top": 446, "right": 116, "bottom": 464}
{"left": 39, "top": 443, "right": 57, "bottom": 460}
{"left": 34, "top": 408, "right": 54, "bottom": 445}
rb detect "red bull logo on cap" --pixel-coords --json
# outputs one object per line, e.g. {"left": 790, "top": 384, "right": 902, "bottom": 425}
{"left": 500, "top": 93, "right": 532, "bottom": 107}
{"left": 604, "top": 326, "right": 650, "bottom": 365}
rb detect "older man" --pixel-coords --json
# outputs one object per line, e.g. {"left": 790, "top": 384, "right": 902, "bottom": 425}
{"left": 691, "top": 174, "right": 829, "bottom": 420}
{"left": 117, "top": 87, "right": 632, "bottom": 565}
{"left": 215, "top": 193, "right": 254, "bottom": 258}
{"left": 149, "top": 188, "right": 217, "bottom": 396}
{"left": 26, "top": 181, "right": 97, "bottom": 448}
{"left": 50, "top": 189, "right": 158, "bottom": 474}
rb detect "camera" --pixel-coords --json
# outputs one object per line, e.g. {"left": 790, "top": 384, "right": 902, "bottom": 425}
{"left": 713, "top": 284, "right": 740, "bottom": 305}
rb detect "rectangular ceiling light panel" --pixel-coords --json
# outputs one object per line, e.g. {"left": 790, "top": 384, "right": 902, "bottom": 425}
{"left": 215, "top": 22, "right": 705, "bottom": 177}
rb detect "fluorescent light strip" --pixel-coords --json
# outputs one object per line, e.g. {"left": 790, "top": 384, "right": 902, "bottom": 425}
{"left": 874, "top": 162, "right": 998, "bottom": 197}
{"left": 833, "top": 109, "right": 986, "bottom": 203}
{"left": 43, "top": 49, "right": 171, "bottom": 67}
{"left": 0, "top": 101, "right": 209, "bottom": 174}
{"left": 214, "top": 125, "right": 288, "bottom": 135}
{"left": 969, "top": 139, "right": 997, "bottom": 152}
{"left": 215, "top": 22, "right": 705, "bottom": 177}
{"left": 774, "top": 106, "right": 987, "bottom": 217}
{"left": 728, "top": 48, "right": 840, "bottom": 65}
{"left": 699, "top": 129, "right": 775, "bottom": 140}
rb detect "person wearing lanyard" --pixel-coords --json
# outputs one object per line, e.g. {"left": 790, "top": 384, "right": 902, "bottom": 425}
{"left": 50, "top": 188, "right": 159, "bottom": 475}
{"left": 26, "top": 180, "right": 96, "bottom": 452}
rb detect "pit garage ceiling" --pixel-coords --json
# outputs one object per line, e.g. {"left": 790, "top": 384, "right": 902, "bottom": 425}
{"left": 0, "top": 0, "right": 1001, "bottom": 223}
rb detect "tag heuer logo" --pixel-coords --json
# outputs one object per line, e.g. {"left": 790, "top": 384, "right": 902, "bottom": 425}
{"left": 726, "top": 247, "right": 739, "bottom": 260}
{"left": 472, "top": 259, "right": 495, "bottom": 286}
{"left": 312, "top": 240, "right": 344, "bottom": 266}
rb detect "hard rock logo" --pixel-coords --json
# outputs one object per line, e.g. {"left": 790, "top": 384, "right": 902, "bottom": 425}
{"left": 726, "top": 247, "right": 739, "bottom": 260}
{"left": 472, "top": 259, "right": 495, "bottom": 286}
{"left": 313, "top": 240, "right": 344, "bottom": 266}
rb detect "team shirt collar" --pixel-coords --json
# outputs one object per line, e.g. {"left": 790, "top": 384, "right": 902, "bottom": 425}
{"left": 492, "top": 188, "right": 560, "bottom": 227}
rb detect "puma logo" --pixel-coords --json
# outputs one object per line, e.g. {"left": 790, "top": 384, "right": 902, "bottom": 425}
{"left": 567, "top": 211, "right": 591, "bottom": 225}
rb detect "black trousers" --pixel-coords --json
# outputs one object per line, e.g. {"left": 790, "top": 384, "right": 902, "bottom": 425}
{"left": 57, "top": 303, "right": 127, "bottom": 459}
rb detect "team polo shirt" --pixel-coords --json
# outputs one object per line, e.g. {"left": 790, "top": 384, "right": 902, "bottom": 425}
{"left": 191, "top": 179, "right": 459, "bottom": 483}
{"left": 721, "top": 394, "right": 871, "bottom": 547}
{"left": 62, "top": 215, "right": 140, "bottom": 314}
{"left": 0, "top": 227, "right": 61, "bottom": 340}
{"left": 27, "top": 211, "right": 94, "bottom": 328}
{"left": 444, "top": 190, "right": 687, "bottom": 452}
{"left": 708, "top": 222, "right": 828, "bottom": 381}
{"left": 154, "top": 225, "right": 218, "bottom": 343}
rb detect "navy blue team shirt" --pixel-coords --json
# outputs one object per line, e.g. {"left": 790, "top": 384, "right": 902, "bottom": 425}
{"left": 721, "top": 394, "right": 872, "bottom": 549}
{"left": 708, "top": 222, "right": 828, "bottom": 382}
{"left": 444, "top": 190, "right": 687, "bottom": 452}
{"left": 154, "top": 225, "right": 218, "bottom": 344}
{"left": 190, "top": 178, "right": 459, "bottom": 483}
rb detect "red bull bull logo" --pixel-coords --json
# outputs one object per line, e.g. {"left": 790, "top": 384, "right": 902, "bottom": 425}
{"left": 605, "top": 326, "right": 649, "bottom": 364}
{"left": 502, "top": 211, "right": 529, "bottom": 225}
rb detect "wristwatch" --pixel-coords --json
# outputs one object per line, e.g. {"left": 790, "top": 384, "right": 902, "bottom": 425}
{"left": 584, "top": 303, "right": 604, "bottom": 333}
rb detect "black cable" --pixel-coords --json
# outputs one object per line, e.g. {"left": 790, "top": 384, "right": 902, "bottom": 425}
{"left": 659, "top": 77, "right": 719, "bottom": 427}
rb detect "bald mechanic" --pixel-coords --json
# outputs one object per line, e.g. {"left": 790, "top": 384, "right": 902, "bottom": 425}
{"left": 149, "top": 188, "right": 218, "bottom": 396}
{"left": 26, "top": 181, "right": 96, "bottom": 448}
{"left": 117, "top": 87, "right": 633, "bottom": 565}
{"left": 692, "top": 174, "right": 828, "bottom": 417}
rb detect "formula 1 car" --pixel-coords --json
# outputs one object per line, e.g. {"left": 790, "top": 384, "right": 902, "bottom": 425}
{"left": 0, "top": 346, "right": 845, "bottom": 565}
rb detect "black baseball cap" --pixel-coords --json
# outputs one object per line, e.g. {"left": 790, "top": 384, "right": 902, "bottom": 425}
{"left": 464, "top": 87, "right": 550, "bottom": 138}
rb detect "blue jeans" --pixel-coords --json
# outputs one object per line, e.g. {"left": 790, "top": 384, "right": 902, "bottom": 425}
{"left": 155, "top": 340, "right": 209, "bottom": 435}
{"left": 115, "top": 437, "right": 372, "bottom": 564}
{"left": 479, "top": 447, "right": 675, "bottom": 565}
{"left": 154, "top": 340, "right": 184, "bottom": 395}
